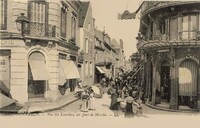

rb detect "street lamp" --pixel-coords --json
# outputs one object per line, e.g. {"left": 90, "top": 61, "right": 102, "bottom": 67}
{"left": 15, "top": 13, "right": 29, "bottom": 36}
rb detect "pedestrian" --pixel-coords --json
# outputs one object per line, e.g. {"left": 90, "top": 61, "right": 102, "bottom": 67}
{"left": 124, "top": 91, "right": 134, "bottom": 118}
{"left": 88, "top": 89, "right": 96, "bottom": 110}
{"left": 109, "top": 85, "right": 119, "bottom": 110}
{"left": 80, "top": 89, "right": 90, "bottom": 112}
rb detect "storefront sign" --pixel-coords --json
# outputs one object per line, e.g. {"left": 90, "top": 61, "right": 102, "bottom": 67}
{"left": 0, "top": 40, "right": 23, "bottom": 47}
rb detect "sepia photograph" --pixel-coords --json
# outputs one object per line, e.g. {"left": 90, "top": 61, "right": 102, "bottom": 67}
{"left": 1, "top": 0, "right": 200, "bottom": 127}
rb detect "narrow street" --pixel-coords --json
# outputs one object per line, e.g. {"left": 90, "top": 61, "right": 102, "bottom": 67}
{"left": 42, "top": 87, "right": 200, "bottom": 118}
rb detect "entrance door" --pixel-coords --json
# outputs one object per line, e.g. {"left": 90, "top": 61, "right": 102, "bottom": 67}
{"left": 28, "top": 52, "right": 48, "bottom": 99}
{"left": 161, "top": 61, "right": 170, "bottom": 102}
{"left": 179, "top": 59, "right": 197, "bottom": 108}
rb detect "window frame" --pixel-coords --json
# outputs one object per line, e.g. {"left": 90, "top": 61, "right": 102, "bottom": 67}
{"left": 0, "top": 0, "right": 7, "bottom": 30}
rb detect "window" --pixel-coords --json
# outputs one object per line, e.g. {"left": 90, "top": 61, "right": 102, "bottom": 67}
{"left": 61, "top": 7, "right": 67, "bottom": 38}
{"left": 179, "top": 14, "right": 198, "bottom": 40}
{"left": 0, "top": 0, "right": 7, "bottom": 30}
{"left": 88, "top": 22, "right": 91, "bottom": 31}
{"left": 85, "top": 38, "right": 89, "bottom": 54}
{"left": 28, "top": 0, "right": 48, "bottom": 36}
{"left": 85, "top": 61, "right": 88, "bottom": 76}
{"left": 71, "top": 13, "right": 77, "bottom": 41}
{"left": 89, "top": 62, "right": 93, "bottom": 76}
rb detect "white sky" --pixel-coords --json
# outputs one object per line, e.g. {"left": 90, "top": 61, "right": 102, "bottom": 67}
{"left": 81, "top": 0, "right": 141, "bottom": 59}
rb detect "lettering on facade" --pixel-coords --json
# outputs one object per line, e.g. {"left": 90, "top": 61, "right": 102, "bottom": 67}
{"left": 0, "top": 40, "right": 21, "bottom": 46}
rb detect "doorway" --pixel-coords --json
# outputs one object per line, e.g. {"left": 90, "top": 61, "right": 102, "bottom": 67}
{"left": 160, "top": 61, "right": 170, "bottom": 103}
{"left": 28, "top": 51, "right": 48, "bottom": 99}
{"left": 178, "top": 59, "right": 197, "bottom": 109}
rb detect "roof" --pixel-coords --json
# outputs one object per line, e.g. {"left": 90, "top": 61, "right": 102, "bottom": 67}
{"left": 111, "top": 39, "right": 120, "bottom": 49}
{"left": 79, "top": 2, "right": 90, "bottom": 27}
{"left": 95, "top": 29, "right": 104, "bottom": 41}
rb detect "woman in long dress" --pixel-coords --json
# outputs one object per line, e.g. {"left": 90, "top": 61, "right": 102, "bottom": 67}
{"left": 124, "top": 91, "right": 134, "bottom": 117}
{"left": 88, "top": 89, "right": 95, "bottom": 110}
{"left": 109, "top": 85, "right": 119, "bottom": 110}
{"left": 80, "top": 90, "right": 90, "bottom": 112}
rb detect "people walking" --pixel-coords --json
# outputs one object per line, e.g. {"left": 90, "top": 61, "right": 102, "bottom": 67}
{"left": 88, "top": 89, "right": 96, "bottom": 110}
{"left": 80, "top": 89, "right": 90, "bottom": 112}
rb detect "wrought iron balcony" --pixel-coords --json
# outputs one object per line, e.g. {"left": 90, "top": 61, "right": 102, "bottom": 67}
{"left": 141, "top": 1, "right": 200, "bottom": 16}
{"left": 137, "top": 30, "right": 200, "bottom": 50}
{"left": 26, "top": 22, "right": 56, "bottom": 38}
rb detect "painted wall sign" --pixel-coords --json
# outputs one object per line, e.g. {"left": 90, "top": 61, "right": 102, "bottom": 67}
{"left": 0, "top": 40, "right": 24, "bottom": 47}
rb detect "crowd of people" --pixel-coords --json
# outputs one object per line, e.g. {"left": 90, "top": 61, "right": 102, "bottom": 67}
{"left": 107, "top": 72, "right": 144, "bottom": 117}
{"left": 74, "top": 70, "right": 144, "bottom": 117}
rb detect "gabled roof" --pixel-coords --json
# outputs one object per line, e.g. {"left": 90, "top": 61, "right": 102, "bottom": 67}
{"left": 111, "top": 39, "right": 120, "bottom": 49}
{"left": 79, "top": 1, "right": 90, "bottom": 27}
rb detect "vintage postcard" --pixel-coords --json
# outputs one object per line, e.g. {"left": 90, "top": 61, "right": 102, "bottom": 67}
{"left": 1, "top": 0, "right": 200, "bottom": 127}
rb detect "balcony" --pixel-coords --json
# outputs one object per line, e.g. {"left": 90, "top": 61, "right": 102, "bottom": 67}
{"left": 137, "top": 31, "right": 200, "bottom": 50}
{"left": 141, "top": 1, "right": 200, "bottom": 17}
{"left": 26, "top": 22, "right": 56, "bottom": 38}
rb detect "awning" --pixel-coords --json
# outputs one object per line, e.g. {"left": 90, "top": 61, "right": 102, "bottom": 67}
{"left": 0, "top": 93, "right": 16, "bottom": 109}
{"left": 29, "top": 60, "right": 49, "bottom": 80}
{"left": 96, "top": 66, "right": 105, "bottom": 74}
{"left": 101, "top": 67, "right": 111, "bottom": 77}
{"left": 60, "top": 59, "right": 80, "bottom": 79}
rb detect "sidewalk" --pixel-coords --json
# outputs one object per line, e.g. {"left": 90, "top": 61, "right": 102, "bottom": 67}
{"left": 0, "top": 93, "right": 79, "bottom": 114}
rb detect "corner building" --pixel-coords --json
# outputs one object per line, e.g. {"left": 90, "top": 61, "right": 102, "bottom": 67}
{"left": 137, "top": 1, "right": 200, "bottom": 111}
{"left": 0, "top": 0, "right": 81, "bottom": 104}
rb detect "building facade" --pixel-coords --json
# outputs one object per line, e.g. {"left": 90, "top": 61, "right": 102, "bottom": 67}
{"left": 0, "top": 0, "right": 81, "bottom": 103}
{"left": 78, "top": 1, "right": 95, "bottom": 87}
{"left": 137, "top": 1, "right": 200, "bottom": 111}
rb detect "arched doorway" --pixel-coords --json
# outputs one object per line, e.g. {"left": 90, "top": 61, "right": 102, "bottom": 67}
{"left": 28, "top": 51, "right": 48, "bottom": 99}
{"left": 160, "top": 61, "right": 170, "bottom": 103}
{"left": 178, "top": 59, "right": 198, "bottom": 109}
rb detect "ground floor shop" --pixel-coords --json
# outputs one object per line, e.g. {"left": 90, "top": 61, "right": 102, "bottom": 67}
{"left": 0, "top": 39, "right": 80, "bottom": 104}
{"left": 143, "top": 47, "right": 200, "bottom": 111}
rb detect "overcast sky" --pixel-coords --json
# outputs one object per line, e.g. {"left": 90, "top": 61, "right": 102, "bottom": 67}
{"left": 82, "top": 0, "right": 141, "bottom": 59}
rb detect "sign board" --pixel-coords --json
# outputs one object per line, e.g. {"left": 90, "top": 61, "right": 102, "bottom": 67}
{"left": 118, "top": 10, "right": 136, "bottom": 20}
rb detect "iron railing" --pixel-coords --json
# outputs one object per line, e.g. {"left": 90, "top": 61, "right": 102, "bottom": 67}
{"left": 26, "top": 22, "right": 56, "bottom": 37}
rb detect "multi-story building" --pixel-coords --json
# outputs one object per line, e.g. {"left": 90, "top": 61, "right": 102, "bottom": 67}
{"left": 78, "top": 1, "right": 95, "bottom": 86}
{"left": 0, "top": 0, "right": 81, "bottom": 104}
{"left": 94, "top": 29, "right": 106, "bottom": 83}
{"left": 110, "top": 39, "right": 125, "bottom": 77}
{"left": 137, "top": 1, "right": 200, "bottom": 111}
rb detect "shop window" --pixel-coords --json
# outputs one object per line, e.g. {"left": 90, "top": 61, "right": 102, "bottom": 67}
{"left": 0, "top": 0, "right": 7, "bottom": 30}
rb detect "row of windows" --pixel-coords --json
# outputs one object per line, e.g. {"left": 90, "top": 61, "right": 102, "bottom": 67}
{"left": 145, "top": 13, "right": 200, "bottom": 41}
{"left": 0, "top": 0, "right": 77, "bottom": 40}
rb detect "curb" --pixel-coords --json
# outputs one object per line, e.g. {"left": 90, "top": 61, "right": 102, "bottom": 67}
{"left": 28, "top": 98, "right": 80, "bottom": 113}
{"left": 145, "top": 102, "right": 198, "bottom": 113}
{"left": 0, "top": 98, "right": 79, "bottom": 114}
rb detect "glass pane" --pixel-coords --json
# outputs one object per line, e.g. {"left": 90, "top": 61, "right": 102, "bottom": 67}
{"left": 182, "top": 16, "right": 188, "bottom": 31}
{"left": 190, "top": 15, "right": 197, "bottom": 31}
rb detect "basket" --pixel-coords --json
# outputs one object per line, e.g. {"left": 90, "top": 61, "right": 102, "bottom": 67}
{"left": 120, "top": 102, "right": 126, "bottom": 109}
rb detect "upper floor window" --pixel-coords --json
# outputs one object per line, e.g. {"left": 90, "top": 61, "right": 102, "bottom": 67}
{"left": 71, "top": 13, "right": 77, "bottom": 41}
{"left": 28, "top": 0, "right": 48, "bottom": 36}
{"left": 0, "top": 0, "right": 7, "bottom": 30}
{"left": 85, "top": 38, "right": 89, "bottom": 54}
{"left": 88, "top": 22, "right": 91, "bottom": 31}
{"left": 179, "top": 14, "right": 198, "bottom": 40}
{"left": 61, "top": 6, "right": 67, "bottom": 38}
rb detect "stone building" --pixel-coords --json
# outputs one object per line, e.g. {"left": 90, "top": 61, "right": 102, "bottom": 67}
{"left": 0, "top": 0, "right": 81, "bottom": 104}
{"left": 78, "top": 1, "right": 95, "bottom": 87}
{"left": 137, "top": 1, "right": 200, "bottom": 111}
